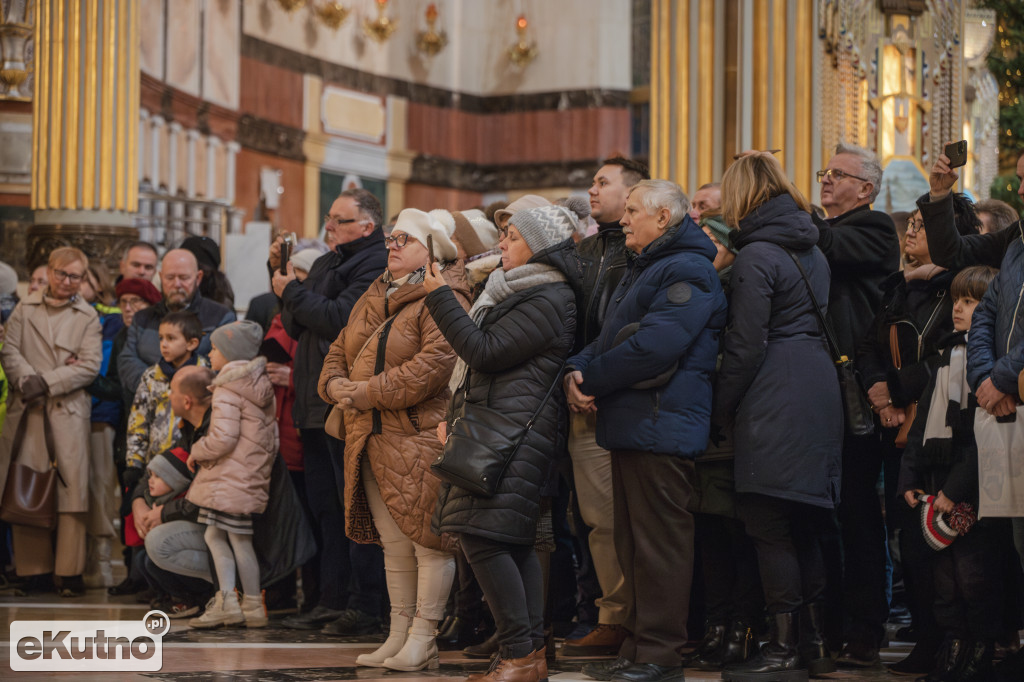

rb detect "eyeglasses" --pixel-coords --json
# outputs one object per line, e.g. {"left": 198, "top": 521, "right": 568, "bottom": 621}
{"left": 52, "top": 268, "right": 84, "bottom": 283}
{"left": 815, "top": 168, "right": 869, "bottom": 184}
{"left": 118, "top": 296, "right": 148, "bottom": 310}
{"left": 906, "top": 217, "right": 925, "bottom": 235}
{"left": 323, "top": 215, "right": 361, "bottom": 228}
{"left": 384, "top": 233, "right": 409, "bottom": 249}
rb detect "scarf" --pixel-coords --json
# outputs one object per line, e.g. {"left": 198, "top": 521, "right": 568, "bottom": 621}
{"left": 448, "top": 263, "right": 568, "bottom": 393}
{"left": 904, "top": 262, "right": 946, "bottom": 282}
{"left": 42, "top": 289, "right": 77, "bottom": 308}
{"left": 922, "top": 341, "right": 971, "bottom": 449}
{"left": 385, "top": 267, "right": 426, "bottom": 298}
{"left": 159, "top": 353, "right": 202, "bottom": 381}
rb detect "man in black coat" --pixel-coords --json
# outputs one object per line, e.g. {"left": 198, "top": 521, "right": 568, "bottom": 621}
{"left": 816, "top": 144, "right": 901, "bottom": 667}
{"left": 272, "top": 188, "right": 389, "bottom": 634}
{"left": 563, "top": 157, "right": 650, "bottom": 657}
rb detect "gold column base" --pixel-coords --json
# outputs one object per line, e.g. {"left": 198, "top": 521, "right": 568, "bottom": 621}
{"left": 27, "top": 223, "right": 139, "bottom": 273}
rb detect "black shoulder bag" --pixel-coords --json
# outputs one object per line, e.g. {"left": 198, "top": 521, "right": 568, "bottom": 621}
{"left": 785, "top": 248, "right": 875, "bottom": 437}
{"left": 431, "top": 361, "right": 566, "bottom": 498}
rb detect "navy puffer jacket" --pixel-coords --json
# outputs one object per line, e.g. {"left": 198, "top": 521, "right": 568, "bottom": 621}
{"left": 425, "top": 240, "right": 578, "bottom": 545}
{"left": 568, "top": 215, "right": 728, "bottom": 456}
{"left": 712, "top": 194, "right": 843, "bottom": 509}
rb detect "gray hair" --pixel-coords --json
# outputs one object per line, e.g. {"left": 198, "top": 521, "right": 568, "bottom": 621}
{"left": 834, "top": 143, "right": 883, "bottom": 203}
{"left": 628, "top": 179, "right": 691, "bottom": 226}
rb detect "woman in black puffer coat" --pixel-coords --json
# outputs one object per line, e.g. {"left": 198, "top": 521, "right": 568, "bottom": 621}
{"left": 424, "top": 202, "right": 580, "bottom": 682}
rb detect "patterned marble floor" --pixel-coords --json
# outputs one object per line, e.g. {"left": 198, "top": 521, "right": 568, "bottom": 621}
{"left": 0, "top": 588, "right": 989, "bottom": 681}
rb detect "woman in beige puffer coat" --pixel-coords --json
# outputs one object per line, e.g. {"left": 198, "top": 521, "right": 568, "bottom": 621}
{"left": 319, "top": 208, "right": 470, "bottom": 672}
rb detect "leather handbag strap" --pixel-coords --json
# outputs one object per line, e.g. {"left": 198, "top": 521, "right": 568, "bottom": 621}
{"left": 460, "top": 358, "right": 567, "bottom": 435}
{"left": 889, "top": 325, "right": 903, "bottom": 370}
{"left": 9, "top": 401, "right": 65, "bottom": 487}
{"left": 784, "top": 247, "right": 846, "bottom": 364}
{"left": 347, "top": 312, "right": 399, "bottom": 375}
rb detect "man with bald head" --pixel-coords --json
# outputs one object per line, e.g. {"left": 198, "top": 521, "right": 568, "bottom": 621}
{"left": 118, "top": 249, "right": 235, "bottom": 397}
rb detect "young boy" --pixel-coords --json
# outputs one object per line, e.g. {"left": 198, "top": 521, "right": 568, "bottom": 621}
{"left": 124, "top": 311, "right": 208, "bottom": 475}
{"left": 186, "top": 320, "right": 278, "bottom": 629}
{"left": 898, "top": 265, "right": 1008, "bottom": 682}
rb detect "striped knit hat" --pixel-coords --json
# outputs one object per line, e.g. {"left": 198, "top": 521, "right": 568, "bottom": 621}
{"left": 510, "top": 196, "right": 589, "bottom": 255}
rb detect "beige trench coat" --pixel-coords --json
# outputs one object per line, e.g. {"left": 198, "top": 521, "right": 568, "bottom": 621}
{"left": 0, "top": 291, "right": 102, "bottom": 512}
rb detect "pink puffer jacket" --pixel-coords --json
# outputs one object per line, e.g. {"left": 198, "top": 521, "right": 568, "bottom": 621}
{"left": 187, "top": 356, "right": 279, "bottom": 515}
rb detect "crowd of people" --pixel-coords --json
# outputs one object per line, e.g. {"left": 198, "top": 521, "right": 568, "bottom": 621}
{"left": 0, "top": 144, "right": 1023, "bottom": 682}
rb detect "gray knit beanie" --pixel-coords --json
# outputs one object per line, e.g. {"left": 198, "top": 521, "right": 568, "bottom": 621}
{"left": 210, "top": 320, "right": 264, "bottom": 363}
{"left": 509, "top": 200, "right": 584, "bottom": 254}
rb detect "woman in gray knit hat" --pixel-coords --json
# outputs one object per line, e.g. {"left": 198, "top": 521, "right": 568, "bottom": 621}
{"left": 421, "top": 197, "right": 587, "bottom": 682}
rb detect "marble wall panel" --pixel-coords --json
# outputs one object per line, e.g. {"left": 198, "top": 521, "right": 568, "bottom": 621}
{"left": 239, "top": 57, "right": 303, "bottom": 129}
{"left": 139, "top": 0, "right": 166, "bottom": 78}
{"left": 403, "top": 183, "right": 483, "bottom": 212}
{"left": 234, "top": 148, "right": 304, "bottom": 231}
{"left": 165, "top": 0, "right": 201, "bottom": 96}
{"left": 203, "top": 0, "right": 241, "bottom": 109}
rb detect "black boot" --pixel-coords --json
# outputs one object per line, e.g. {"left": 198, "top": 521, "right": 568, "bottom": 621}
{"left": 722, "top": 611, "right": 808, "bottom": 682}
{"left": 799, "top": 601, "right": 835, "bottom": 677}
{"left": 694, "top": 621, "right": 755, "bottom": 669}
{"left": 437, "top": 616, "right": 488, "bottom": 650}
{"left": 957, "top": 639, "right": 994, "bottom": 682}
{"left": 889, "top": 625, "right": 943, "bottom": 675}
{"left": 681, "top": 623, "right": 727, "bottom": 665}
{"left": 916, "top": 635, "right": 966, "bottom": 682}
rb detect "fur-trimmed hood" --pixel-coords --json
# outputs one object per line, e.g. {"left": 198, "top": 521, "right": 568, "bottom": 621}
{"left": 213, "top": 356, "right": 274, "bottom": 409}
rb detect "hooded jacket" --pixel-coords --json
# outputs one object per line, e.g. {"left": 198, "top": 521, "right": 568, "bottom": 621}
{"left": 569, "top": 216, "right": 728, "bottom": 456}
{"left": 425, "top": 240, "right": 579, "bottom": 545}
{"left": 282, "top": 229, "right": 389, "bottom": 429}
{"left": 713, "top": 194, "right": 843, "bottom": 508}
{"left": 317, "top": 261, "right": 471, "bottom": 550}
{"left": 917, "top": 191, "right": 1024, "bottom": 396}
{"left": 187, "top": 356, "right": 279, "bottom": 515}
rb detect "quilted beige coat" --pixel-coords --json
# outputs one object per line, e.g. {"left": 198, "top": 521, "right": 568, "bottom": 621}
{"left": 0, "top": 291, "right": 102, "bottom": 513}
{"left": 318, "top": 261, "right": 470, "bottom": 550}
{"left": 187, "top": 356, "right": 279, "bottom": 515}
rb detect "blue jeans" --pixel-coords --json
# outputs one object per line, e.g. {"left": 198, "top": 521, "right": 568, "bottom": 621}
{"left": 144, "top": 520, "right": 212, "bottom": 581}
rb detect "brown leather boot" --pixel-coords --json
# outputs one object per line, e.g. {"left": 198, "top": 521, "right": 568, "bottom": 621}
{"left": 562, "top": 624, "right": 629, "bottom": 656}
{"left": 533, "top": 647, "right": 548, "bottom": 682}
{"left": 469, "top": 654, "right": 540, "bottom": 682}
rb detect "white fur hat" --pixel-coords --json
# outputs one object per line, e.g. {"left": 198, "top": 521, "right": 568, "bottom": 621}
{"left": 393, "top": 208, "right": 459, "bottom": 261}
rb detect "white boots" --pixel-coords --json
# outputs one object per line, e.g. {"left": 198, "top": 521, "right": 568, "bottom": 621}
{"left": 241, "top": 593, "right": 267, "bottom": 628}
{"left": 356, "top": 614, "right": 411, "bottom": 667}
{"left": 383, "top": 617, "right": 439, "bottom": 671}
{"left": 189, "top": 591, "right": 243, "bottom": 629}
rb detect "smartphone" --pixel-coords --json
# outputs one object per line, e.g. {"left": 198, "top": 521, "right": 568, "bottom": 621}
{"left": 945, "top": 140, "right": 968, "bottom": 169}
{"left": 280, "top": 233, "right": 295, "bottom": 275}
{"left": 426, "top": 235, "right": 436, "bottom": 266}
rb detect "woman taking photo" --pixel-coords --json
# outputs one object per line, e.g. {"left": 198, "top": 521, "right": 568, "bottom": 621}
{"left": 0, "top": 247, "right": 103, "bottom": 596}
{"left": 423, "top": 201, "right": 582, "bottom": 682}
{"left": 319, "top": 208, "right": 471, "bottom": 671}
{"left": 712, "top": 153, "right": 843, "bottom": 681}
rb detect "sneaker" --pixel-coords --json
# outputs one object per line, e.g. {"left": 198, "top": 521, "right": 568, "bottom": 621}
{"left": 563, "top": 623, "right": 629, "bottom": 657}
{"left": 320, "top": 609, "right": 382, "bottom": 636}
{"left": 188, "top": 591, "right": 244, "bottom": 629}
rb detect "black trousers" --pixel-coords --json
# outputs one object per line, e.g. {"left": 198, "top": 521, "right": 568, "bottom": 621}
{"left": 696, "top": 513, "right": 764, "bottom": 626}
{"left": 837, "top": 432, "right": 889, "bottom": 645}
{"left": 461, "top": 533, "right": 544, "bottom": 660}
{"left": 933, "top": 518, "right": 1012, "bottom": 640}
{"left": 611, "top": 450, "right": 695, "bottom": 667}
{"left": 300, "top": 429, "right": 384, "bottom": 615}
{"left": 737, "top": 493, "right": 832, "bottom": 615}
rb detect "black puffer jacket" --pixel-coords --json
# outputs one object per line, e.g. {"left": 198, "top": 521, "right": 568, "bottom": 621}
{"left": 425, "top": 240, "right": 578, "bottom": 545}
{"left": 857, "top": 270, "right": 954, "bottom": 409}
{"left": 814, "top": 205, "right": 900, "bottom": 359}
{"left": 281, "top": 229, "right": 388, "bottom": 429}
{"left": 574, "top": 222, "right": 629, "bottom": 351}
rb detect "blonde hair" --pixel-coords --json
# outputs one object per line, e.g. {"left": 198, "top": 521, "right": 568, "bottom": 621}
{"left": 48, "top": 246, "right": 89, "bottom": 271}
{"left": 721, "top": 153, "right": 811, "bottom": 227}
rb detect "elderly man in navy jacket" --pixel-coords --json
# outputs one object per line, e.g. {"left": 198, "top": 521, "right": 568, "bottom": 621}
{"left": 567, "top": 180, "right": 728, "bottom": 682}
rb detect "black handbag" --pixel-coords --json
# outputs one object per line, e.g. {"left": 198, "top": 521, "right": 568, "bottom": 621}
{"left": 785, "top": 248, "right": 875, "bottom": 437}
{"left": 431, "top": 362, "right": 565, "bottom": 497}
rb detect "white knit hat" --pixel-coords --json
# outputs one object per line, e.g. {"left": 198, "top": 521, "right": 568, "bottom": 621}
{"left": 452, "top": 209, "right": 500, "bottom": 257}
{"left": 393, "top": 208, "right": 459, "bottom": 261}
{"left": 290, "top": 248, "right": 323, "bottom": 275}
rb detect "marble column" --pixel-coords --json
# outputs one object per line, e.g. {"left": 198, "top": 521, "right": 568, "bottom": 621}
{"left": 185, "top": 129, "right": 200, "bottom": 197}
{"left": 30, "top": 0, "right": 140, "bottom": 271}
{"left": 149, "top": 115, "right": 165, "bottom": 190}
{"left": 225, "top": 140, "right": 240, "bottom": 207}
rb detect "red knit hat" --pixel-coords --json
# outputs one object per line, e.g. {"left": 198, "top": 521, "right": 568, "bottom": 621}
{"left": 116, "top": 277, "right": 162, "bottom": 305}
